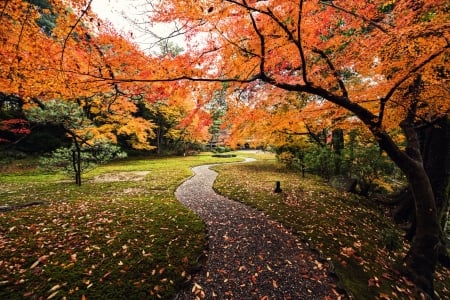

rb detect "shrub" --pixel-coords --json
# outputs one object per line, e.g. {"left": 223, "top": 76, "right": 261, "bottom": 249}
{"left": 40, "top": 141, "right": 127, "bottom": 183}
{"left": 304, "top": 146, "right": 339, "bottom": 179}
{"left": 276, "top": 151, "right": 295, "bottom": 168}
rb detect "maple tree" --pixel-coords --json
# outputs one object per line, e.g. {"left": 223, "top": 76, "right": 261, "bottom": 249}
{"left": 1, "top": 0, "right": 156, "bottom": 153}
{"left": 25, "top": 99, "right": 126, "bottom": 185}
{"left": 0, "top": 0, "right": 214, "bottom": 157}
{"left": 145, "top": 0, "right": 449, "bottom": 297}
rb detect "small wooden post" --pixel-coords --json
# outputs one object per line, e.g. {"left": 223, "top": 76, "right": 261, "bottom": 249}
{"left": 274, "top": 181, "right": 282, "bottom": 193}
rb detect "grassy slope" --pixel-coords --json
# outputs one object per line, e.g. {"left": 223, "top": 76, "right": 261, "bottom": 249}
{"left": 212, "top": 153, "right": 450, "bottom": 299}
{"left": 0, "top": 154, "right": 241, "bottom": 299}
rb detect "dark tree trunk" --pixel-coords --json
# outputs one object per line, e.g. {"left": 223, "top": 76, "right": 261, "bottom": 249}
{"left": 392, "top": 188, "right": 416, "bottom": 240}
{"left": 403, "top": 164, "right": 440, "bottom": 298}
{"left": 71, "top": 137, "right": 82, "bottom": 186}
{"left": 72, "top": 149, "right": 81, "bottom": 186}
{"left": 421, "top": 117, "right": 450, "bottom": 239}
{"left": 420, "top": 117, "right": 450, "bottom": 268}
{"left": 156, "top": 124, "right": 162, "bottom": 155}
{"left": 76, "top": 148, "right": 81, "bottom": 186}
{"left": 373, "top": 74, "right": 441, "bottom": 297}
{"left": 332, "top": 128, "right": 344, "bottom": 154}
{"left": 392, "top": 117, "right": 450, "bottom": 267}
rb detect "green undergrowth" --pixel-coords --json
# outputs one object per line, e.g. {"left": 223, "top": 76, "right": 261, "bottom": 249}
{"left": 212, "top": 159, "right": 450, "bottom": 299}
{"left": 0, "top": 153, "right": 242, "bottom": 299}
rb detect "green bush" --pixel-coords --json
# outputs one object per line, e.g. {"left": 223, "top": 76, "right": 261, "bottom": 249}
{"left": 344, "top": 145, "right": 399, "bottom": 196}
{"left": 214, "top": 146, "right": 231, "bottom": 153}
{"left": 212, "top": 153, "right": 236, "bottom": 158}
{"left": 304, "top": 145, "right": 339, "bottom": 179}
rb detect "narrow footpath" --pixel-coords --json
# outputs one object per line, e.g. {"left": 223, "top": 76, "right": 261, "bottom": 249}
{"left": 174, "top": 160, "right": 342, "bottom": 299}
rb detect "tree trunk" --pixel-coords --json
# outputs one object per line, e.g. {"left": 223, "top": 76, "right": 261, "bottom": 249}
{"left": 392, "top": 188, "right": 416, "bottom": 239}
{"left": 420, "top": 116, "right": 450, "bottom": 269}
{"left": 391, "top": 117, "right": 450, "bottom": 267}
{"left": 71, "top": 137, "right": 82, "bottom": 186}
{"left": 403, "top": 164, "right": 440, "bottom": 298}
{"left": 373, "top": 114, "right": 440, "bottom": 297}
{"left": 72, "top": 149, "right": 81, "bottom": 186}
{"left": 76, "top": 148, "right": 81, "bottom": 186}
{"left": 156, "top": 124, "right": 162, "bottom": 154}
{"left": 393, "top": 117, "right": 440, "bottom": 298}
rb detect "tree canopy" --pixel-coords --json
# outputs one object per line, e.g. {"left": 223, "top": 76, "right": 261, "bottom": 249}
{"left": 0, "top": 0, "right": 214, "bottom": 152}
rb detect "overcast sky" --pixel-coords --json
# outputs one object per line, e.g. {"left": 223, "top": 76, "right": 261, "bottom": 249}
{"left": 90, "top": 0, "right": 185, "bottom": 52}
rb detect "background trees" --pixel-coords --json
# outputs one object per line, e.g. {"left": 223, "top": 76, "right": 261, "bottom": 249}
{"left": 0, "top": 0, "right": 212, "bottom": 158}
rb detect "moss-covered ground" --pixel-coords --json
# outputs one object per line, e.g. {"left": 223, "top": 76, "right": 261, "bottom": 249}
{"left": 212, "top": 152, "right": 450, "bottom": 299}
{"left": 0, "top": 154, "right": 241, "bottom": 299}
{"left": 1, "top": 151, "right": 448, "bottom": 299}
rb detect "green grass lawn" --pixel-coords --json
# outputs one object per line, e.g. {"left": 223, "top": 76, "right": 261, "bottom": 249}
{"left": 0, "top": 153, "right": 242, "bottom": 299}
{"left": 212, "top": 155, "right": 450, "bottom": 299}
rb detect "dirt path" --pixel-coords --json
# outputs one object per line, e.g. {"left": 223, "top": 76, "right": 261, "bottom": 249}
{"left": 174, "top": 161, "right": 342, "bottom": 299}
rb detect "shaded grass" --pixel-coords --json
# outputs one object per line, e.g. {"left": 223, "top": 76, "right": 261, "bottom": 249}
{"left": 212, "top": 159, "right": 450, "bottom": 299}
{"left": 0, "top": 153, "right": 242, "bottom": 299}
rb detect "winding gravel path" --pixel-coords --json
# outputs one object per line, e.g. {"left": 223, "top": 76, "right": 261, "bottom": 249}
{"left": 175, "top": 160, "right": 341, "bottom": 299}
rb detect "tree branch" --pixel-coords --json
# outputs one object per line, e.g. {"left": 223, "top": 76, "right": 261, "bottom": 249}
{"left": 312, "top": 48, "right": 348, "bottom": 98}
{"left": 297, "top": 0, "right": 308, "bottom": 84}
{"left": 60, "top": 0, "right": 93, "bottom": 71}
{"left": 226, "top": 0, "right": 308, "bottom": 83}
{"left": 319, "top": 0, "right": 390, "bottom": 34}
{"left": 0, "top": 0, "right": 9, "bottom": 19}
{"left": 244, "top": 0, "right": 266, "bottom": 76}
{"left": 378, "top": 41, "right": 450, "bottom": 126}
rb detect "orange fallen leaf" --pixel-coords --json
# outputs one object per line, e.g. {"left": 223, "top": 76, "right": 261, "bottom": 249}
{"left": 272, "top": 279, "right": 278, "bottom": 288}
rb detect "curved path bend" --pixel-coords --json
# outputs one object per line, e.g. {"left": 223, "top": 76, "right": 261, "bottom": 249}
{"left": 175, "top": 160, "right": 340, "bottom": 299}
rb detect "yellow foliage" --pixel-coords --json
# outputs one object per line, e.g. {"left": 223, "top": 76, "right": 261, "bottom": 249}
{"left": 117, "top": 118, "right": 156, "bottom": 150}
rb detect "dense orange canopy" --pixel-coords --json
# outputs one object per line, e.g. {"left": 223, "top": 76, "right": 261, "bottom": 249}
{"left": 0, "top": 0, "right": 215, "bottom": 149}
{"left": 148, "top": 0, "right": 449, "bottom": 123}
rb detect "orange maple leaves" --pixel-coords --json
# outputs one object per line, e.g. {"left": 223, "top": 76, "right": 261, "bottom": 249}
{"left": 2, "top": 0, "right": 449, "bottom": 150}
{"left": 149, "top": 0, "right": 449, "bottom": 144}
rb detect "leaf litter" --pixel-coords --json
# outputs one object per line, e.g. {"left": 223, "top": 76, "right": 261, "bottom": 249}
{"left": 0, "top": 176, "right": 205, "bottom": 299}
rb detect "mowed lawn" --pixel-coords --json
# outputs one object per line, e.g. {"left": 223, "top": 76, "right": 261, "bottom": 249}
{"left": 0, "top": 154, "right": 241, "bottom": 299}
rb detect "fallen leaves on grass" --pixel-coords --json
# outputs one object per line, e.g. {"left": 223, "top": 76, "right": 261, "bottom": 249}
{"left": 213, "top": 161, "right": 450, "bottom": 299}
{"left": 0, "top": 192, "right": 204, "bottom": 299}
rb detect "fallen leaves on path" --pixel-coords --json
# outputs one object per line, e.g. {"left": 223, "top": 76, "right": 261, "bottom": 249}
{"left": 175, "top": 164, "right": 342, "bottom": 299}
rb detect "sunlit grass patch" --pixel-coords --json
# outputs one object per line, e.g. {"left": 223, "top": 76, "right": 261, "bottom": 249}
{"left": 212, "top": 160, "right": 450, "bottom": 299}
